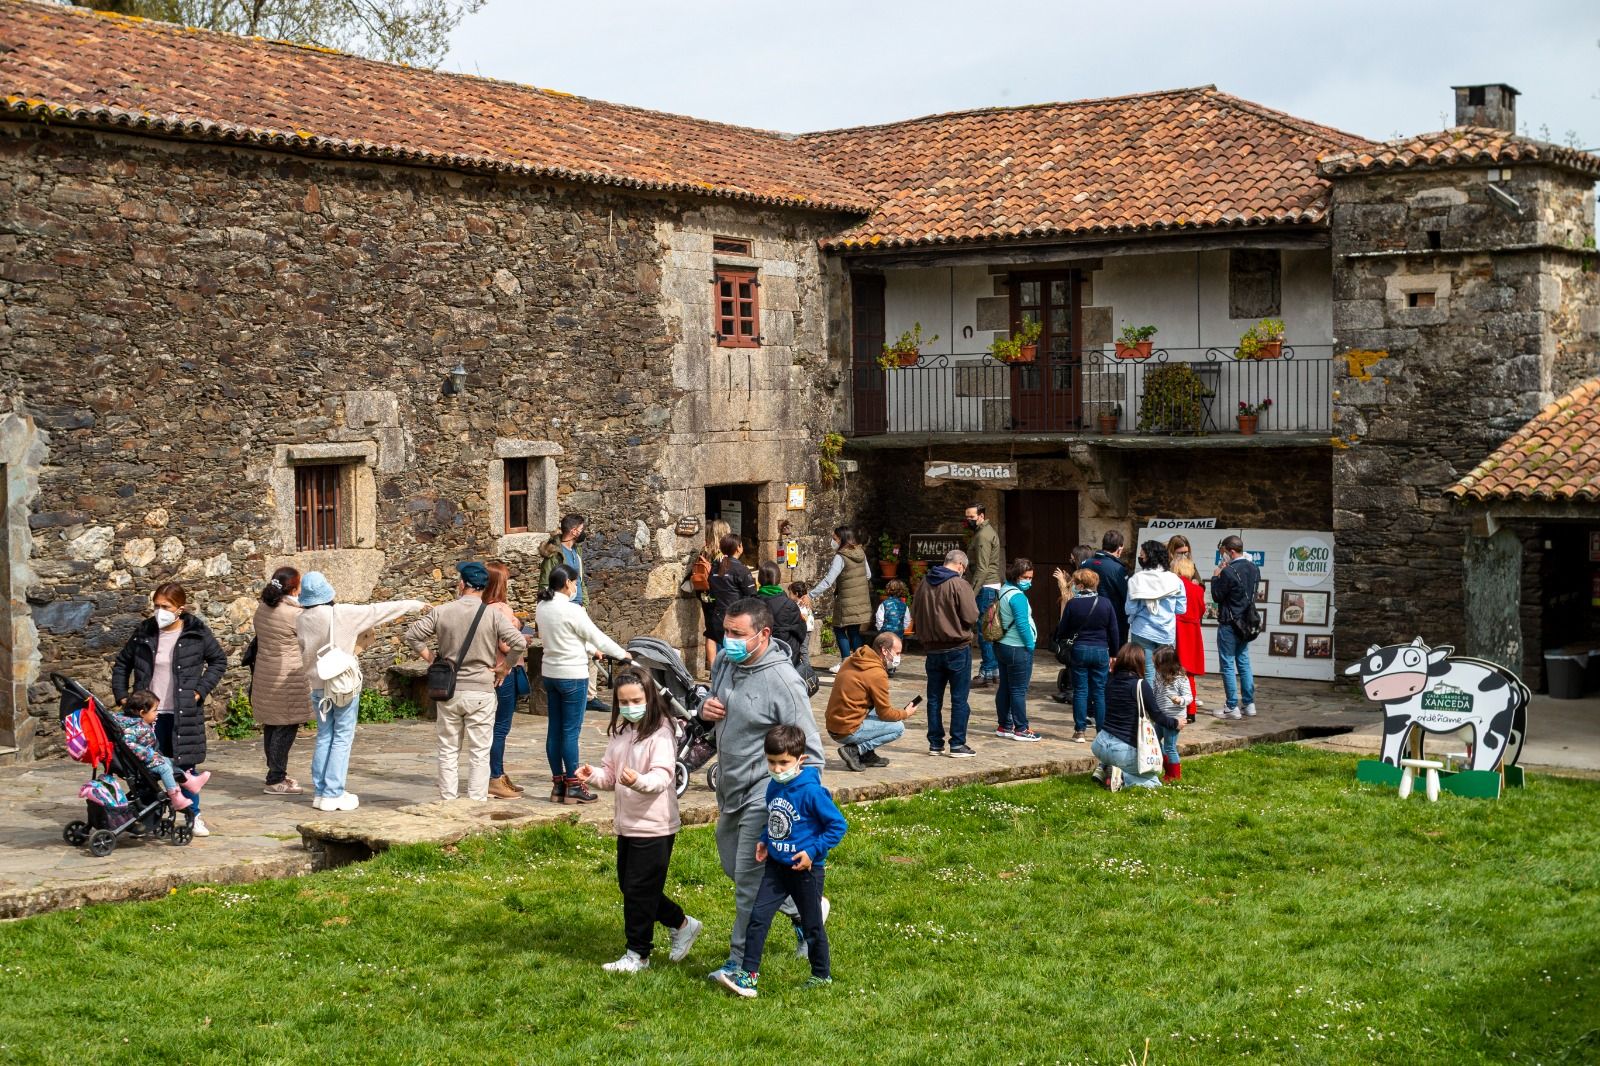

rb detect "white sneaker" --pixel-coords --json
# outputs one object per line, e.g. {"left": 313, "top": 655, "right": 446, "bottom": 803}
{"left": 1227, "top": 709, "right": 1243, "bottom": 720}
{"left": 668, "top": 916, "right": 703, "bottom": 962}
{"left": 1243, "top": 703, "right": 1257, "bottom": 717}
{"left": 333, "top": 792, "right": 360, "bottom": 811}
{"left": 311, "top": 796, "right": 328, "bottom": 811}
{"left": 602, "top": 950, "right": 650, "bottom": 973}
{"left": 1106, "top": 767, "right": 1123, "bottom": 792}
{"left": 190, "top": 816, "right": 211, "bottom": 837}
{"left": 829, "top": 663, "right": 843, "bottom": 675}
{"left": 1211, "top": 708, "right": 1231, "bottom": 721}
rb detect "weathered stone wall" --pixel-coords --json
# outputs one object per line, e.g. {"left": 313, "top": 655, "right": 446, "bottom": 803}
{"left": 1121, "top": 447, "right": 1332, "bottom": 531}
{"left": 1328, "top": 163, "right": 1600, "bottom": 661}
{"left": 0, "top": 121, "right": 851, "bottom": 754}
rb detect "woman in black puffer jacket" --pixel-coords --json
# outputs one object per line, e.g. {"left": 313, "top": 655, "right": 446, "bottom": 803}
{"left": 111, "top": 582, "right": 228, "bottom": 834}
{"left": 1090, "top": 642, "right": 1182, "bottom": 791}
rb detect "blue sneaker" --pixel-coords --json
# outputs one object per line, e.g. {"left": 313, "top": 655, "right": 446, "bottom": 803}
{"left": 804, "top": 976, "right": 833, "bottom": 989}
{"left": 707, "top": 958, "right": 737, "bottom": 981}
{"left": 714, "top": 968, "right": 759, "bottom": 998}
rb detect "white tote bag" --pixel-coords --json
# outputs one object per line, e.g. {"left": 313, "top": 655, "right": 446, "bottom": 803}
{"left": 1133, "top": 682, "right": 1163, "bottom": 775}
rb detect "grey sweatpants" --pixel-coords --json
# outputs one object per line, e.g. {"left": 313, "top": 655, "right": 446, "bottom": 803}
{"left": 716, "top": 799, "right": 798, "bottom": 963}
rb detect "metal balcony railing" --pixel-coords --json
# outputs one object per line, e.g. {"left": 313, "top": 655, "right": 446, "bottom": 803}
{"left": 849, "top": 346, "right": 1335, "bottom": 438}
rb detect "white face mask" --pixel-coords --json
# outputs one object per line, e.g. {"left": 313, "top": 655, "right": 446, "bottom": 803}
{"left": 154, "top": 608, "right": 177, "bottom": 630}
{"left": 617, "top": 703, "right": 647, "bottom": 723}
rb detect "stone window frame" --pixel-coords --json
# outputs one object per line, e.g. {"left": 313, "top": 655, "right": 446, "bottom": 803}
{"left": 490, "top": 440, "right": 562, "bottom": 555}
{"left": 270, "top": 442, "right": 378, "bottom": 555}
{"left": 1386, "top": 272, "right": 1452, "bottom": 320}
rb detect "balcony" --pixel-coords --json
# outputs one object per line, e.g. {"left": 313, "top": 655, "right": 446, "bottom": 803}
{"left": 849, "top": 346, "right": 1335, "bottom": 444}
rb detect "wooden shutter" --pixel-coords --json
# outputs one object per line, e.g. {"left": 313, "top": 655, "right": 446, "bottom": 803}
{"left": 294, "top": 465, "right": 342, "bottom": 551}
{"left": 714, "top": 268, "right": 760, "bottom": 348}
{"left": 505, "top": 458, "right": 530, "bottom": 534}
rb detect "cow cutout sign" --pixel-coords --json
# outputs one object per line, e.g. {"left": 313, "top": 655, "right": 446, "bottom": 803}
{"left": 1347, "top": 637, "right": 1529, "bottom": 796}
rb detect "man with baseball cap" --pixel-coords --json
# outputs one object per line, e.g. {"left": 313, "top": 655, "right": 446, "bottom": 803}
{"left": 405, "top": 561, "right": 528, "bottom": 802}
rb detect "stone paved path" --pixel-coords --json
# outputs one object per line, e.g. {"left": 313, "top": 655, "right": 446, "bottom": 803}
{"left": 2, "top": 656, "right": 1373, "bottom": 919}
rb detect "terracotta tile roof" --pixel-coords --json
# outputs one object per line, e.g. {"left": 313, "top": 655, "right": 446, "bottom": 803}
{"left": 1448, "top": 379, "right": 1600, "bottom": 503}
{"left": 798, "top": 88, "right": 1375, "bottom": 251}
{"left": 1320, "top": 126, "right": 1600, "bottom": 179}
{"left": 0, "top": 0, "right": 873, "bottom": 213}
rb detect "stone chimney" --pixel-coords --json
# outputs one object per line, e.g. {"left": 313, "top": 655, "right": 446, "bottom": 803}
{"left": 1452, "top": 84, "right": 1519, "bottom": 131}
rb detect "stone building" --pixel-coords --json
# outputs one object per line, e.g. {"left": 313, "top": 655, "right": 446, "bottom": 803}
{"left": 1, "top": 4, "right": 1596, "bottom": 761}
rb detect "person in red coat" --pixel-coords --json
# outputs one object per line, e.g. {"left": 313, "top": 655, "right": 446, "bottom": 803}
{"left": 1170, "top": 556, "right": 1206, "bottom": 721}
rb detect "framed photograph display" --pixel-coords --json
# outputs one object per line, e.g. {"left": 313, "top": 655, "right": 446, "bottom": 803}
{"left": 1254, "top": 580, "right": 1270, "bottom": 605}
{"left": 1280, "top": 589, "right": 1330, "bottom": 627}
{"left": 1304, "top": 635, "right": 1333, "bottom": 659}
{"left": 1269, "top": 632, "right": 1299, "bottom": 657}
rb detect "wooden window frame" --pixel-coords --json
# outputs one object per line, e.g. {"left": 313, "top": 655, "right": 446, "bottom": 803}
{"left": 713, "top": 267, "right": 761, "bottom": 348}
{"left": 504, "top": 456, "right": 531, "bottom": 534}
{"left": 712, "top": 235, "right": 753, "bottom": 255}
{"left": 294, "top": 464, "right": 343, "bottom": 551}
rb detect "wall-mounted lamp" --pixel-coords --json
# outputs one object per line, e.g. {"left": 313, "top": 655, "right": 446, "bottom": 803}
{"left": 443, "top": 362, "right": 468, "bottom": 396}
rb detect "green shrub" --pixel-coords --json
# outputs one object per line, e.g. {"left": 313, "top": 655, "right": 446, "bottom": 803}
{"left": 215, "top": 689, "right": 255, "bottom": 740}
{"left": 358, "top": 689, "right": 424, "bottom": 724}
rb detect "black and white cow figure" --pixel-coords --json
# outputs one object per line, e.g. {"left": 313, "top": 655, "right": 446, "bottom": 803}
{"left": 1345, "top": 637, "right": 1528, "bottom": 773}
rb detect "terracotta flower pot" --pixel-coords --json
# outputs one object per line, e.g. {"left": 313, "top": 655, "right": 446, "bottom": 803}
{"left": 1114, "top": 341, "right": 1153, "bottom": 360}
{"left": 896, "top": 349, "right": 920, "bottom": 368}
{"left": 1097, "top": 415, "right": 1120, "bottom": 435}
{"left": 880, "top": 560, "right": 899, "bottom": 579}
{"left": 1237, "top": 414, "right": 1259, "bottom": 436}
{"left": 1254, "top": 340, "right": 1283, "bottom": 359}
{"left": 1012, "top": 343, "right": 1038, "bottom": 364}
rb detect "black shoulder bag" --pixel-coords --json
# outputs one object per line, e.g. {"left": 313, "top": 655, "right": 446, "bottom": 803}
{"left": 426, "top": 602, "right": 489, "bottom": 701}
{"left": 1052, "top": 597, "right": 1101, "bottom": 665}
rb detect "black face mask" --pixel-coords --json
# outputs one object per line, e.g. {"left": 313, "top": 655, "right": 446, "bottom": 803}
{"left": 964, "top": 518, "right": 979, "bottom": 530}
{"left": 574, "top": 531, "right": 587, "bottom": 545}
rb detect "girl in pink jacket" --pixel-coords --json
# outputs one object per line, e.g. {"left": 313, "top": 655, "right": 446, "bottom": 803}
{"left": 576, "top": 667, "right": 702, "bottom": 973}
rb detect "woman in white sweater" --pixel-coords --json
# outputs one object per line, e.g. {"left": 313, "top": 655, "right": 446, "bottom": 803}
{"left": 536, "top": 563, "right": 630, "bottom": 805}
{"left": 294, "top": 571, "right": 427, "bottom": 811}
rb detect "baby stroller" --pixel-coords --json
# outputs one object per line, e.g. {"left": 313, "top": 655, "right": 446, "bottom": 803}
{"left": 53, "top": 673, "right": 194, "bottom": 856}
{"left": 619, "top": 637, "right": 718, "bottom": 796}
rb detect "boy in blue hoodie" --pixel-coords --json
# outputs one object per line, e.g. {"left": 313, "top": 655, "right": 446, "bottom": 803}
{"left": 715, "top": 724, "right": 847, "bottom": 998}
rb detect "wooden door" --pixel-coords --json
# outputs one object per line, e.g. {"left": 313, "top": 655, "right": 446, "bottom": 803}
{"left": 851, "top": 275, "right": 887, "bottom": 435}
{"left": 1008, "top": 273, "right": 1081, "bottom": 432}
{"left": 1003, "top": 489, "right": 1080, "bottom": 640}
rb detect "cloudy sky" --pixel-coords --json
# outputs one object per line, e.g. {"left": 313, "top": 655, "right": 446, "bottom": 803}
{"left": 445, "top": 0, "right": 1599, "bottom": 146}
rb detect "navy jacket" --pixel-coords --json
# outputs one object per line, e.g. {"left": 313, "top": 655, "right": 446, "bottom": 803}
{"left": 1055, "top": 592, "right": 1121, "bottom": 652}
{"left": 1102, "top": 671, "right": 1181, "bottom": 749}
{"left": 1083, "top": 551, "right": 1130, "bottom": 632}
{"left": 761, "top": 765, "right": 847, "bottom": 867}
{"left": 1210, "top": 557, "right": 1260, "bottom": 629}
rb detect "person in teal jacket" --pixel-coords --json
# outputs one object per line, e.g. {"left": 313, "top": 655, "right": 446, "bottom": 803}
{"left": 994, "top": 558, "right": 1040, "bottom": 742}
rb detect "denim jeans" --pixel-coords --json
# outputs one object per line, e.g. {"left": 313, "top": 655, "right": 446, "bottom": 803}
{"left": 994, "top": 642, "right": 1034, "bottom": 732}
{"left": 1133, "top": 635, "right": 1167, "bottom": 690}
{"left": 1091, "top": 730, "right": 1161, "bottom": 789}
{"left": 837, "top": 711, "right": 904, "bottom": 755}
{"left": 153, "top": 713, "right": 201, "bottom": 814}
{"left": 1157, "top": 721, "right": 1181, "bottom": 764}
{"left": 834, "top": 624, "right": 864, "bottom": 657}
{"left": 974, "top": 587, "right": 1000, "bottom": 678}
{"left": 1070, "top": 643, "right": 1110, "bottom": 732}
{"left": 490, "top": 674, "right": 518, "bottom": 779}
{"left": 741, "top": 860, "right": 830, "bottom": 979}
{"left": 924, "top": 645, "right": 973, "bottom": 749}
{"left": 1216, "top": 624, "right": 1256, "bottom": 709}
{"left": 543, "top": 676, "right": 589, "bottom": 778}
{"left": 309, "top": 690, "right": 359, "bottom": 799}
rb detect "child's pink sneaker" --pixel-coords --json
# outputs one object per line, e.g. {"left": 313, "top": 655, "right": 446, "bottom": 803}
{"left": 167, "top": 787, "right": 193, "bottom": 811}
{"left": 183, "top": 770, "right": 211, "bottom": 792}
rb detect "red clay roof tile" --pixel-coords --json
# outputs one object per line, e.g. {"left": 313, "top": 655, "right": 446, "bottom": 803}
{"left": 1319, "top": 126, "right": 1600, "bottom": 179}
{"left": 1449, "top": 379, "right": 1600, "bottom": 502}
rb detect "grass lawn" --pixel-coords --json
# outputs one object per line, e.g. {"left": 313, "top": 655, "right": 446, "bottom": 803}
{"left": 4, "top": 746, "right": 1597, "bottom": 1065}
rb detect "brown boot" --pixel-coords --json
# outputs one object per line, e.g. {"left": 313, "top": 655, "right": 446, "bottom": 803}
{"left": 503, "top": 773, "right": 526, "bottom": 793}
{"left": 488, "top": 775, "right": 519, "bottom": 800}
{"left": 549, "top": 777, "right": 567, "bottom": 803}
{"left": 563, "top": 776, "right": 598, "bottom": 805}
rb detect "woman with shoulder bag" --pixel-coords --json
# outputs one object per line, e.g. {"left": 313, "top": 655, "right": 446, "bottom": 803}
{"left": 1053, "top": 568, "right": 1120, "bottom": 743}
{"left": 1092, "top": 642, "right": 1182, "bottom": 791}
{"left": 293, "top": 571, "right": 427, "bottom": 812}
{"left": 993, "top": 558, "right": 1040, "bottom": 742}
{"left": 251, "top": 567, "right": 311, "bottom": 795}
{"left": 111, "top": 582, "right": 228, "bottom": 836}
{"left": 485, "top": 562, "right": 532, "bottom": 800}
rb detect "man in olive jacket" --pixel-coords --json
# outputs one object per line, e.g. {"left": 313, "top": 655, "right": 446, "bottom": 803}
{"left": 911, "top": 548, "right": 981, "bottom": 757}
{"left": 963, "top": 503, "right": 1002, "bottom": 688}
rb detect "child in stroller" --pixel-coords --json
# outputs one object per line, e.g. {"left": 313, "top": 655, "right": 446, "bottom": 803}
{"left": 114, "top": 690, "right": 211, "bottom": 810}
{"left": 619, "top": 637, "right": 719, "bottom": 796}
{"left": 55, "top": 673, "right": 197, "bottom": 856}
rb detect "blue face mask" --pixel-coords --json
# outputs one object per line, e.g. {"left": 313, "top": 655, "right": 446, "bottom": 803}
{"left": 769, "top": 764, "right": 802, "bottom": 784}
{"left": 1017, "top": 579, "right": 1033, "bottom": 591}
{"left": 722, "top": 636, "right": 751, "bottom": 663}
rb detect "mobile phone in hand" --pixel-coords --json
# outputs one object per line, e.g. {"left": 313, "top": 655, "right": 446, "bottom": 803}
{"left": 909, "top": 695, "right": 924, "bottom": 708}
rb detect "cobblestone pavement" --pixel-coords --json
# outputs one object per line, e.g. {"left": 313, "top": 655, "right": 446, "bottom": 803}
{"left": 2, "top": 655, "right": 1376, "bottom": 919}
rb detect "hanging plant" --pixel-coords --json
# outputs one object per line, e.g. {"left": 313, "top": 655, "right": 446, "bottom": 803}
{"left": 1237, "top": 318, "right": 1286, "bottom": 360}
{"left": 1115, "top": 324, "right": 1157, "bottom": 360}
{"left": 990, "top": 318, "right": 1043, "bottom": 363}
{"left": 878, "top": 322, "right": 939, "bottom": 369}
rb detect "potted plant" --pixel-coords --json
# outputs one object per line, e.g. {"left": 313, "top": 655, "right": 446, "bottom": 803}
{"left": 876, "top": 532, "right": 901, "bottom": 578}
{"left": 879, "top": 322, "right": 939, "bottom": 369}
{"left": 1136, "top": 364, "right": 1215, "bottom": 434}
{"left": 1238, "top": 318, "right": 1286, "bottom": 360}
{"left": 1237, "top": 397, "right": 1273, "bottom": 435}
{"left": 1114, "top": 324, "right": 1157, "bottom": 360}
{"left": 1097, "top": 404, "right": 1122, "bottom": 435}
{"left": 990, "top": 318, "right": 1043, "bottom": 364}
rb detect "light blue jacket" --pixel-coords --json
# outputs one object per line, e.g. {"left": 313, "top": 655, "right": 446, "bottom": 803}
{"left": 1126, "top": 568, "right": 1185, "bottom": 647}
{"left": 996, "top": 583, "right": 1037, "bottom": 650}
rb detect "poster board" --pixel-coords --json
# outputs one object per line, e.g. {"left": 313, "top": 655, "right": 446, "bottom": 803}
{"left": 1136, "top": 525, "right": 1336, "bottom": 681}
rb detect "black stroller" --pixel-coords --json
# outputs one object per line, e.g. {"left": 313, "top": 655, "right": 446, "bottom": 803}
{"left": 54, "top": 673, "right": 194, "bottom": 856}
{"left": 621, "top": 637, "right": 719, "bottom": 796}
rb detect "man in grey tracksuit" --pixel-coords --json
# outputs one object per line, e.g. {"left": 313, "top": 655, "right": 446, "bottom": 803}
{"left": 698, "top": 596, "right": 825, "bottom": 976}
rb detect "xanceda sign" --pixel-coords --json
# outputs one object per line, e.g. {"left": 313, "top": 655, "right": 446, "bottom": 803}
{"left": 923, "top": 461, "right": 1017, "bottom": 487}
